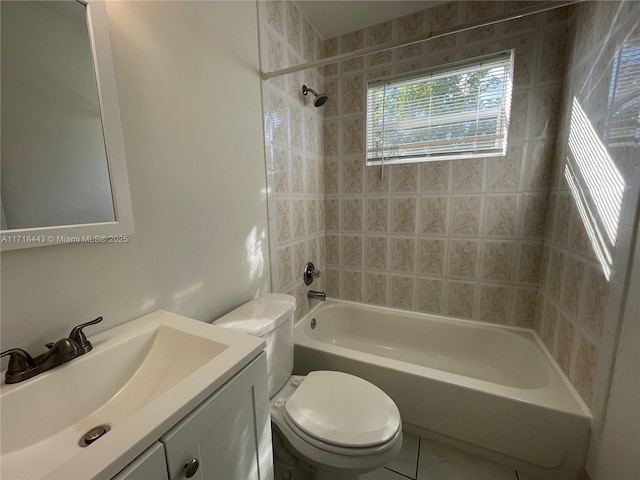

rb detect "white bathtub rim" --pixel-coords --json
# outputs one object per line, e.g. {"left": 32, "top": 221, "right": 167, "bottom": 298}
{"left": 296, "top": 298, "right": 591, "bottom": 419}
{"left": 528, "top": 328, "right": 591, "bottom": 416}
{"left": 300, "top": 297, "right": 541, "bottom": 336}
{"left": 402, "top": 421, "right": 586, "bottom": 480}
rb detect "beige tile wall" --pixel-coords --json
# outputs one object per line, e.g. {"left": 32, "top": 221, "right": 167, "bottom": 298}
{"left": 535, "top": 1, "right": 640, "bottom": 412}
{"left": 323, "top": 2, "right": 570, "bottom": 328}
{"left": 259, "top": 0, "right": 326, "bottom": 319}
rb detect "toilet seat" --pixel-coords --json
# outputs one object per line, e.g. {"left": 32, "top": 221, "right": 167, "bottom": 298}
{"left": 270, "top": 373, "right": 403, "bottom": 473}
{"left": 283, "top": 371, "right": 401, "bottom": 451}
{"left": 283, "top": 412, "right": 401, "bottom": 456}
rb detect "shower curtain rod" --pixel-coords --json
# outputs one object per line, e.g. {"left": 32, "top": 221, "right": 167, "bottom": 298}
{"left": 260, "top": 0, "right": 578, "bottom": 81}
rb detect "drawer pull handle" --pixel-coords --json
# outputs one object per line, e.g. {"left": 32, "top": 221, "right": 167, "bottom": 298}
{"left": 184, "top": 458, "right": 199, "bottom": 478}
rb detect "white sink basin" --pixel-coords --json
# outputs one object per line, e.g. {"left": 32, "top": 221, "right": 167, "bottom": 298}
{"left": 0, "top": 311, "right": 265, "bottom": 480}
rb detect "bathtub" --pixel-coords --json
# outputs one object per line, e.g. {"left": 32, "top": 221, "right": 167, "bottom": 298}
{"left": 293, "top": 300, "right": 591, "bottom": 480}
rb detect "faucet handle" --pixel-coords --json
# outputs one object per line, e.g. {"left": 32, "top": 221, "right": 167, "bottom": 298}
{"left": 303, "top": 262, "right": 321, "bottom": 286}
{"left": 68, "top": 316, "right": 103, "bottom": 351}
{"left": 1, "top": 348, "right": 34, "bottom": 373}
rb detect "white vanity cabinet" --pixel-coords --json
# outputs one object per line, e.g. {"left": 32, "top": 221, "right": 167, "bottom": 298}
{"left": 161, "top": 352, "right": 272, "bottom": 480}
{"left": 111, "top": 353, "right": 272, "bottom": 480}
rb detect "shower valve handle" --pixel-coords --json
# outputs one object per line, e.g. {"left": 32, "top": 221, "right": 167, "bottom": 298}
{"left": 303, "top": 262, "right": 321, "bottom": 286}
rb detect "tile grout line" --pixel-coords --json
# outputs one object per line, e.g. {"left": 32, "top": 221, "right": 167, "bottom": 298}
{"left": 414, "top": 436, "right": 421, "bottom": 480}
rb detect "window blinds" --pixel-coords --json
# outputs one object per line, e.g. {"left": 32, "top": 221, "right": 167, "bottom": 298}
{"left": 366, "top": 50, "right": 514, "bottom": 165}
{"left": 604, "top": 37, "right": 640, "bottom": 147}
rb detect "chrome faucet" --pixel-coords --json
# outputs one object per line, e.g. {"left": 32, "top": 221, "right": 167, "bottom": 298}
{"left": 307, "top": 290, "right": 326, "bottom": 301}
{"left": 0, "top": 317, "right": 102, "bottom": 384}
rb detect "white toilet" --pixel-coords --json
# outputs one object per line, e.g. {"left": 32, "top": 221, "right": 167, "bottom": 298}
{"left": 215, "top": 293, "right": 402, "bottom": 480}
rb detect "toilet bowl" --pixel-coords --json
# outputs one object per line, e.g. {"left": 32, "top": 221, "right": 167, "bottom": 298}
{"left": 215, "top": 294, "right": 402, "bottom": 480}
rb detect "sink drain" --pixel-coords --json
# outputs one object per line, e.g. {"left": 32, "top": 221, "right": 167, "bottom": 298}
{"left": 79, "top": 425, "right": 111, "bottom": 447}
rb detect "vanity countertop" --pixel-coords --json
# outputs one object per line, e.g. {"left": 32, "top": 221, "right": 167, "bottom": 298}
{"left": 0, "top": 310, "right": 264, "bottom": 480}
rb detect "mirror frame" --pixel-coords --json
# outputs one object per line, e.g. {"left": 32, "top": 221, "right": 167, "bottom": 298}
{"left": 1, "top": 0, "right": 134, "bottom": 251}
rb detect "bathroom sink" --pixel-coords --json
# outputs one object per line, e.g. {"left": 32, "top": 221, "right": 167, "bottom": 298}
{"left": 0, "top": 311, "right": 265, "bottom": 480}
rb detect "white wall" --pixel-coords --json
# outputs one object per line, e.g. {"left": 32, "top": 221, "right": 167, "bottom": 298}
{"left": 0, "top": 1, "right": 270, "bottom": 357}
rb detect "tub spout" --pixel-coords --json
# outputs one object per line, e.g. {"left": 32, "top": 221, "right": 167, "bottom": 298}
{"left": 308, "top": 290, "right": 326, "bottom": 301}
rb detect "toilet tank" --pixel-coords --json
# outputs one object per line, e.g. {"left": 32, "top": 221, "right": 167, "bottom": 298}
{"left": 214, "top": 293, "right": 296, "bottom": 397}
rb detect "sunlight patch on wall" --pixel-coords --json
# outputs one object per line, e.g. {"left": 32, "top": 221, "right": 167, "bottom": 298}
{"left": 246, "top": 226, "right": 266, "bottom": 281}
{"left": 565, "top": 32, "right": 640, "bottom": 281}
{"left": 172, "top": 281, "right": 205, "bottom": 309}
{"left": 566, "top": 97, "right": 625, "bottom": 280}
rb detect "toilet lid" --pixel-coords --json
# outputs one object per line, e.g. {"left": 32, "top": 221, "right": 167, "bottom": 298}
{"left": 284, "top": 371, "right": 401, "bottom": 448}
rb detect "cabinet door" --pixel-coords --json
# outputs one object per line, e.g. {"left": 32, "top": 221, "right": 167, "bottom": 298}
{"left": 112, "top": 442, "right": 169, "bottom": 480}
{"left": 161, "top": 353, "right": 273, "bottom": 480}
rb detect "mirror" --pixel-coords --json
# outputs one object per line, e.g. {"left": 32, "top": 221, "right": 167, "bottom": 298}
{"left": 1, "top": 0, "right": 133, "bottom": 250}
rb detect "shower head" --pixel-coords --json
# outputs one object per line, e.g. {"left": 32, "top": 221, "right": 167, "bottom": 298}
{"left": 302, "top": 85, "right": 328, "bottom": 107}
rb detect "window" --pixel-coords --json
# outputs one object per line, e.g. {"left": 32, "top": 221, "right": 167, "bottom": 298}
{"left": 366, "top": 50, "right": 514, "bottom": 166}
{"left": 604, "top": 36, "right": 640, "bottom": 148}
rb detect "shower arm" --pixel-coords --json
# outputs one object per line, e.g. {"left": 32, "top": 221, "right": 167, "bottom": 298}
{"left": 260, "top": 0, "right": 578, "bottom": 80}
